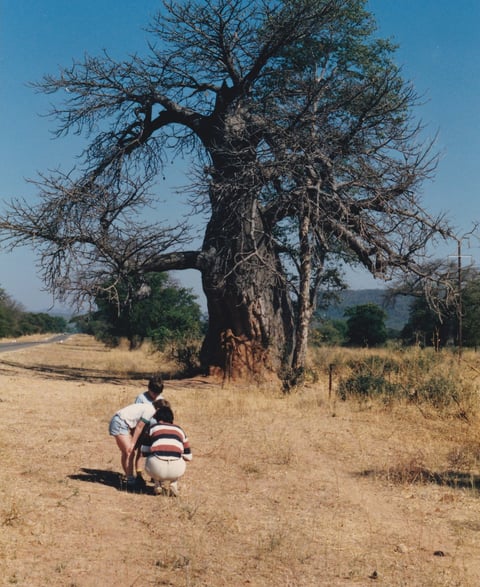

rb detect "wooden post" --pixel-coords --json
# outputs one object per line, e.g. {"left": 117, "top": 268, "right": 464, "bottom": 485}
{"left": 328, "top": 363, "right": 334, "bottom": 399}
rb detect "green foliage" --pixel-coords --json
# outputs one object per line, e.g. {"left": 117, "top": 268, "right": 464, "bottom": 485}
{"left": 310, "top": 319, "right": 347, "bottom": 346}
{"left": 335, "top": 350, "right": 474, "bottom": 415}
{"left": 89, "top": 273, "right": 205, "bottom": 351}
{"left": 337, "top": 355, "right": 402, "bottom": 400}
{"left": 415, "top": 373, "right": 461, "bottom": 408}
{"left": 401, "top": 296, "right": 454, "bottom": 348}
{"left": 318, "top": 289, "right": 412, "bottom": 331}
{"left": 0, "top": 286, "right": 68, "bottom": 338}
{"left": 344, "top": 303, "right": 387, "bottom": 347}
{"left": 462, "top": 277, "right": 480, "bottom": 349}
{"left": 17, "top": 313, "right": 68, "bottom": 335}
{"left": 400, "top": 274, "right": 480, "bottom": 350}
{"left": 0, "top": 305, "right": 15, "bottom": 338}
{"left": 338, "top": 374, "right": 399, "bottom": 400}
{"left": 0, "top": 287, "right": 20, "bottom": 337}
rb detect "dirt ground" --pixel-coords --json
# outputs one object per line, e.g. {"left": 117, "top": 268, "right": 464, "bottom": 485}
{"left": 1, "top": 336, "right": 480, "bottom": 586}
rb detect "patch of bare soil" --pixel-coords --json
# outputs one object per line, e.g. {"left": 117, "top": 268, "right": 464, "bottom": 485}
{"left": 1, "top": 336, "right": 480, "bottom": 586}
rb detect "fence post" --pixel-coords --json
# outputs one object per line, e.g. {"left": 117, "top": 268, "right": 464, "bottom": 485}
{"left": 328, "top": 363, "right": 334, "bottom": 399}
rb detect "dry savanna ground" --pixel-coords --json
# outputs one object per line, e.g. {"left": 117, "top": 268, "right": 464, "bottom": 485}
{"left": 2, "top": 334, "right": 480, "bottom": 586}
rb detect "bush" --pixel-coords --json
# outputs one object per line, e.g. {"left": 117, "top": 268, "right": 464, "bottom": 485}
{"left": 338, "top": 373, "right": 401, "bottom": 401}
{"left": 168, "top": 339, "right": 203, "bottom": 377}
{"left": 330, "top": 348, "right": 477, "bottom": 418}
{"left": 337, "top": 355, "right": 404, "bottom": 400}
{"left": 414, "top": 374, "right": 460, "bottom": 408}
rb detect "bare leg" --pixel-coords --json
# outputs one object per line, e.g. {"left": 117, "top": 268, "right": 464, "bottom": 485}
{"left": 114, "top": 434, "right": 133, "bottom": 476}
{"left": 135, "top": 450, "right": 145, "bottom": 476}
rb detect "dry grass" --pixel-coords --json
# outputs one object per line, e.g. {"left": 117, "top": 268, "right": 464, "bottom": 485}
{"left": 2, "top": 335, "right": 480, "bottom": 586}
{"left": 0, "top": 334, "right": 177, "bottom": 381}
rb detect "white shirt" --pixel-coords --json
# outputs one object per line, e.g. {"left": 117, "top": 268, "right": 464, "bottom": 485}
{"left": 116, "top": 403, "right": 156, "bottom": 428}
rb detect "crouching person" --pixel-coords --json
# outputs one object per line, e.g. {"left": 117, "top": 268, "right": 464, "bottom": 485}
{"left": 144, "top": 404, "right": 192, "bottom": 496}
{"left": 109, "top": 396, "right": 166, "bottom": 490}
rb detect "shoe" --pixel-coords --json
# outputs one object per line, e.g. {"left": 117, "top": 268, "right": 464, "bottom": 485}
{"left": 125, "top": 476, "right": 146, "bottom": 492}
{"left": 135, "top": 476, "right": 147, "bottom": 490}
{"left": 169, "top": 483, "right": 178, "bottom": 497}
{"left": 126, "top": 476, "right": 137, "bottom": 490}
{"left": 154, "top": 482, "right": 168, "bottom": 496}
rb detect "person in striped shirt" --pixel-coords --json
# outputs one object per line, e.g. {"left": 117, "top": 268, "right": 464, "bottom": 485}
{"left": 108, "top": 396, "right": 166, "bottom": 489}
{"left": 133, "top": 374, "right": 165, "bottom": 485}
{"left": 144, "top": 404, "right": 192, "bottom": 496}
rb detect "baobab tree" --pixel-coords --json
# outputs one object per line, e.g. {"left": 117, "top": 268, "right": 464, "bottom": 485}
{"left": 0, "top": 0, "right": 451, "bottom": 383}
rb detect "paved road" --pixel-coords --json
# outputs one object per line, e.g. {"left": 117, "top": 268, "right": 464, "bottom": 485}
{"left": 0, "top": 334, "right": 70, "bottom": 353}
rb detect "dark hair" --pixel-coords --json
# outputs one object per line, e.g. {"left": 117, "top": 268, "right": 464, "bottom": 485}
{"left": 152, "top": 397, "right": 171, "bottom": 409}
{"left": 148, "top": 374, "right": 164, "bottom": 395}
{"left": 154, "top": 405, "right": 174, "bottom": 423}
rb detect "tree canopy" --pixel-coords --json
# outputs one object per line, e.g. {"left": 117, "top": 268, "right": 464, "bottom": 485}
{"left": 87, "top": 272, "right": 203, "bottom": 350}
{"left": 344, "top": 303, "right": 387, "bottom": 347}
{"left": 0, "top": 0, "right": 453, "bottom": 382}
{"left": 399, "top": 265, "right": 480, "bottom": 350}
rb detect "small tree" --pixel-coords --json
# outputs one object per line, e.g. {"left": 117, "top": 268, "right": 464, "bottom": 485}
{"left": 401, "top": 295, "right": 454, "bottom": 348}
{"left": 458, "top": 276, "right": 480, "bottom": 350}
{"left": 311, "top": 319, "right": 347, "bottom": 346}
{"left": 345, "top": 303, "right": 387, "bottom": 347}
{"left": 92, "top": 273, "right": 203, "bottom": 350}
{"left": 391, "top": 258, "right": 480, "bottom": 349}
{"left": 0, "top": 287, "right": 23, "bottom": 337}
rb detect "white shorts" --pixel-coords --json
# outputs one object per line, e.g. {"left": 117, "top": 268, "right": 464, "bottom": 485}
{"left": 145, "top": 456, "right": 186, "bottom": 482}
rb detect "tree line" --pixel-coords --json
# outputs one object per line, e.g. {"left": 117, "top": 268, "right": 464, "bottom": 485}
{"left": 0, "top": 287, "right": 68, "bottom": 338}
{"left": 78, "top": 266, "right": 480, "bottom": 354}
{"left": 4, "top": 262, "right": 479, "bottom": 359}
{"left": 313, "top": 269, "right": 480, "bottom": 349}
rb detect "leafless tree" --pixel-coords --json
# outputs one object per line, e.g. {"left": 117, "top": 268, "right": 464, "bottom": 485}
{"left": 0, "top": 0, "right": 454, "bottom": 382}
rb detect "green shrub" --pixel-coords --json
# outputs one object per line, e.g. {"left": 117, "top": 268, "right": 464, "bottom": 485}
{"left": 414, "top": 374, "right": 460, "bottom": 408}
{"left": 338, "top": 373, "right": 401, "bottom": 400}
{"left": 331, "top": 349, "right": 477, "bottom": 418}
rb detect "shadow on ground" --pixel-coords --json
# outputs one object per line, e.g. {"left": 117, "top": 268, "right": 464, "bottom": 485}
{"left": 68, "top": 467, "right": 155, "bottom": 494}
{"left": 358, "top": 467, "right": 480, "bottom": 492}
{"left": 0, "top": 359, "right": 141, "bottom": 383}
{"left": 0, "top": 357, "right": 213, "bottom": 385}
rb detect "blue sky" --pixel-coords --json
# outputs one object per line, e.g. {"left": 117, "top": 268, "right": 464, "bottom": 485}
{"left": 0, "top": 1, "right": 479, "bottom": 311}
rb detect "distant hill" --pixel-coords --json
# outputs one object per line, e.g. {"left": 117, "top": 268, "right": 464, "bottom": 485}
{"left": 318, "top": 289, "right": 413, "bottom": 331}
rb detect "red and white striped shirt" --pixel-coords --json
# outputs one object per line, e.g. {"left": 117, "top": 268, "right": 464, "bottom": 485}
{"left": 148, "top": 420, "right": 192, "bottom": 461}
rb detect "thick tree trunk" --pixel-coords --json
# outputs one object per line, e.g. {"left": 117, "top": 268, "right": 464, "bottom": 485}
{"left": 199, "top": 194, "right": 295, "bottom": 381}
